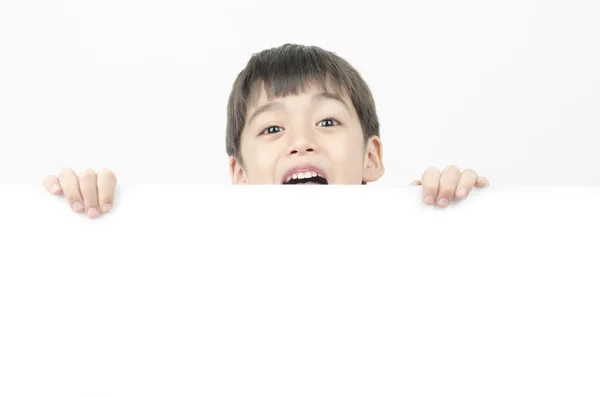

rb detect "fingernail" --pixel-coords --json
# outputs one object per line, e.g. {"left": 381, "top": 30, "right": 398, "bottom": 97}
{"left": 101, "top": 203, "right": 112, "bottom": 213}
{"left": 457, "top": 188, "right": 467, "bottom": 198}
{"left": 72, "top": 201, "right": 83, "bottom": 212}
{"left": 438, "top": 198, "right": 449, "bottom": 207}
{"left": 424, "top": 195, "right": 435, "bottom": 205}
{"left": 52, "top": 184, "right": 60, "bottom": 193}
{"left": 87, "top": 207, "right": 98, "bottom": 218}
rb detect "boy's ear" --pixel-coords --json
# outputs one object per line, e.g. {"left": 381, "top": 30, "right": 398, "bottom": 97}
{"left": 362, "top": 136, "right": 384, "bottom": 183}
{"left": 229, "top": 155, "right": 248, "bottom": 184}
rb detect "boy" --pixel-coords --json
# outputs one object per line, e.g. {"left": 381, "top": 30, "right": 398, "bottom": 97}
{"left": 42, "top": 44, "right": 489, "bottom": 219}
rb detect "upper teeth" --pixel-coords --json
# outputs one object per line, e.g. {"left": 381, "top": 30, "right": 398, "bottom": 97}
{"left": 285, "top": 171, "right": 322, "bottom": 182}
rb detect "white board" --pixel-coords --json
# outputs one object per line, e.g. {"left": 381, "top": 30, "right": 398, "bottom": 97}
{"left": 1, "top": 184, "right": 599, "bottom": 396}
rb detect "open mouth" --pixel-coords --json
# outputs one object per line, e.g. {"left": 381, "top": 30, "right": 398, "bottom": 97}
{"left": 283, "top": 172, "right": 328, "bottom": 185}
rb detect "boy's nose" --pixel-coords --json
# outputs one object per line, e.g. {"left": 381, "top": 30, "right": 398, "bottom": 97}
{"left": 286, "top": 129, "right": 318, "bottom": 156}
{"left": 287, "top": 139, "right": 317, "bottom": 156}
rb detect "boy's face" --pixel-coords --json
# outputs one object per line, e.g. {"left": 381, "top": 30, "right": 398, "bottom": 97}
{"left": 229, "top": 82, "right": 384, "bottom": 185}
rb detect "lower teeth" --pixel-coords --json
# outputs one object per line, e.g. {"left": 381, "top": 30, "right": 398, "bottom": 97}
{"left": 285, "top": 176, "right": 328, "bottom": 185}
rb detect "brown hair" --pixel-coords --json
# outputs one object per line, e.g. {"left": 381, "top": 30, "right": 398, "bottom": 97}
{"left": 225, "top": 43, "right": 380, "bottom": 166}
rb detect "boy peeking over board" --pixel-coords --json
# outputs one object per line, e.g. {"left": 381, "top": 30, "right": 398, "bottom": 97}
{"left": 42, "top": 43, "right": 489, "bottom": 219}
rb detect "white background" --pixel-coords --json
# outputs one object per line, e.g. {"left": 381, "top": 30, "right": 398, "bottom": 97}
{"left": 1, "top": 0, "right": 599, "bottom": 186}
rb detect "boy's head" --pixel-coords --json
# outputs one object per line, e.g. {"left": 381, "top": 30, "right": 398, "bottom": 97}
{"left": 226, "top": 43, "right": 384, "bottom": 185}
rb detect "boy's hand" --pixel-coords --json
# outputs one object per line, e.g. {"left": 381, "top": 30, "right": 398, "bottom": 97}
{"left": 42, "top": 168, "right": 117, "bottom": 218}
{"left": 410, "top": 165, "right": 489, "bottom": 208}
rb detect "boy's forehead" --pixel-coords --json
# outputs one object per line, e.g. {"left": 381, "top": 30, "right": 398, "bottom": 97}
{"left": 247, "top": 80, "right": 352, "bottom": 112}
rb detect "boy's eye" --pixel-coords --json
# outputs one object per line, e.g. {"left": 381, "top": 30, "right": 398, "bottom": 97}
{"left": 317, "top": 118, "right": 339, "bottom": 127}
{"left": 261, "top": 119, "right": 339, "bottom": 135}
{"left": 262, "top": 125, "right": 283, "bottom": 135}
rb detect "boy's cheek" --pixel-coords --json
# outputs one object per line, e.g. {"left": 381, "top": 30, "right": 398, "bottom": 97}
{"left": 251, "top": 157, "right": 280, "bottom": 184}
{"left": 329, "top": 148, "right": 366, "bottom": 184}
{"left": 242, "top": 143, "right": 280, "bottom": 183}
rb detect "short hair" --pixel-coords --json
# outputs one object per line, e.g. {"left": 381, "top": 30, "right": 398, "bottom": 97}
{"left": 225, "top": 43, "right": 380, "bottom": 168}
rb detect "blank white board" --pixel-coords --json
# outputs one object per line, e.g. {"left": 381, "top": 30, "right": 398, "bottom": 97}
{"left": 1, "top": 185, "right": 599, "bottom": 396}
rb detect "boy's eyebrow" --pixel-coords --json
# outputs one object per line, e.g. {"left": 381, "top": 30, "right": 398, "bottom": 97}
{"left": 312, "top": 92, "right": 351, "bottom": 113}
{"left": 246, "top": 92, "right": 351, "bottom": 126}
{"left": 247, "top": 102, "right": 284, "bottom": 127}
